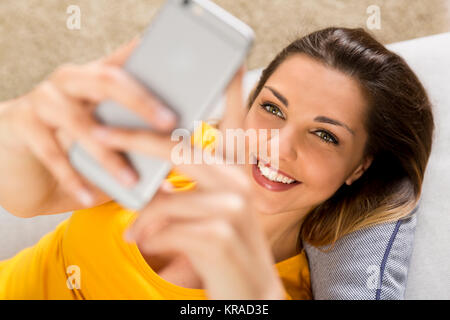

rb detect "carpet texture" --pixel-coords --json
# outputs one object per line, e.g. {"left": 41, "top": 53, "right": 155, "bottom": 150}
{"left": 0, "top": 0, "right": 449, "bottom": 101}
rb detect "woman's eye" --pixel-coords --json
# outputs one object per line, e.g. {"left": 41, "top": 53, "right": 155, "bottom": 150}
{"left": 315, "top": 130, "right": 339, "bottom": 145}
{"left": 259, "top": 103, "right": 285, "bottom": 119}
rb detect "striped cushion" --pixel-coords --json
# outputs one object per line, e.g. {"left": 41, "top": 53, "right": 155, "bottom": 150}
{"left": 304, "top": 208, "right": 417, "bottom": 300}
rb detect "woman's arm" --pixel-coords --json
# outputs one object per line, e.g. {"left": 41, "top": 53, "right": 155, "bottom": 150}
{"left": 0, "top": 90, "right": 111, "bottom": 217}
{"left": 0, "top": 38, "right": 177, "bottom": 218}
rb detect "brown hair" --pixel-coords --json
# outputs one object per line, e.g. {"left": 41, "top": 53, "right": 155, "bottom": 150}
{"left": 246, "top": 27, "right": 435, "bottom": 248}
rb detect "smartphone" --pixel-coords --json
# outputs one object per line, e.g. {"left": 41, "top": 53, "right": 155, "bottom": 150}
{"left": 68, "top": 0, "right": 254, "bottom": 210}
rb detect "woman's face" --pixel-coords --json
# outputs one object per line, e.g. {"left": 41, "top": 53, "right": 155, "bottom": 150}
{"left": 244, "top": 54, "right": 372, "bottom": 215}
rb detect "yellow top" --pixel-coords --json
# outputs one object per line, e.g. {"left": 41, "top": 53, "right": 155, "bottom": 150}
{"left": 0, "top": 122, "right": 311, "bottom": 300}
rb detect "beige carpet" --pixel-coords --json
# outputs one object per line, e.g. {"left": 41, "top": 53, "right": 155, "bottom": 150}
{"left": 1, "top": 0, "right": 449, "bottom": 101}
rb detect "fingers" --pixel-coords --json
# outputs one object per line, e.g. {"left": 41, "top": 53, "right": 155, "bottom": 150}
{"left": 21, "top": 114, "right": 95, "bottom": 207}
{"left": 92, "top": 125, "right": 178, "bottom": 160}
{"left": 219, "top": 64, "right": 247, "bottom": 132}
{"left": 50, "top": 63, "right": 177, "bottom": 132}
{"left": 130, "top": 195, "right": 285, "bottom": 300}
{"left": 28, "top": 82, "right": 139, "bottom": 189}
{"left": 101, "top": 36, "right": 140, "bottom": 66}
{"left": 217, "top": 64, "right": 249, "bottom": 164}
{"left": 92, "top": 125, "right": 251, "bottom": 191}
{"left": 137, "top": 219, "right": 243, "bottom": 262}
{"left": 125, "top": 190, "right": 251, "bottom": 244}
{"left": 158, "top": 180, "right": 175, "bottom": 193}
{"left": 134, "top": 218, "right": 252, "bottom": 301}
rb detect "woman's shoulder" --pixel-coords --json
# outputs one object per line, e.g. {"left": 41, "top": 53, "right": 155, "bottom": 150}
{"left": 66, "top": 201, "right": 135, "bottom": 239}
{"left": 276, "top": 250, "right": 312, "bottom": 300}
{"left": 71, "top": 200, "right": 130, "bottom": 219}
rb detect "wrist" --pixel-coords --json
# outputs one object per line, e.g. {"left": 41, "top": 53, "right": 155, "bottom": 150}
{"left": 0, "top": 99, "right": 11, "bottom": 116}
{"left": 0, "top": 98, "right": 29, "bottom": 154}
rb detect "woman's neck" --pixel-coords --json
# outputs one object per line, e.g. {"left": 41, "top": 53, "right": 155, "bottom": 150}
{"left": 258, "top": 209, "right": 309, "bottom": 264}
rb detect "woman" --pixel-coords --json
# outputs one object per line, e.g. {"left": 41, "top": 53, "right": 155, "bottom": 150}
{"left": 0, "top": 27, "right": 434, "bottom": 299}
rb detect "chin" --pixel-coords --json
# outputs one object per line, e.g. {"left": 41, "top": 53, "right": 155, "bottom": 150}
{"left": 251, "top": 192, "right": 290, "bottom": 215}
{"left": 246, "top": 168, "right": 297, "bottom": 215}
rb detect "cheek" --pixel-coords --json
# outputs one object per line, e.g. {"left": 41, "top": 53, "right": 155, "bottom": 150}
{"left": 299, "top": 152, "right": 348, "bottom": 199}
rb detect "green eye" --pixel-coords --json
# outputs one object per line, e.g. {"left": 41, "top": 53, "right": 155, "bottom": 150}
{"left": 315, "top": 130, "right": 339, "bottom": 145}
{"left": 259, "top": 103, "right": 285, "bottom": 119}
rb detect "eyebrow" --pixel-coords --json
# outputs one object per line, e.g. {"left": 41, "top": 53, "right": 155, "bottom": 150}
{"left": 314, "top": 116, "right": 355, "bottom": 136}
{"left": 264, "top": 86, "right": 289, "bottom": 107}
{"left": 264, "top": 86, "right": 355, "bottom": 136}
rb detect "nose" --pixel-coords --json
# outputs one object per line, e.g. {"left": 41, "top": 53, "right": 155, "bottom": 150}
{"left": 269, "top": 126, "right": 298, "bottom": 162}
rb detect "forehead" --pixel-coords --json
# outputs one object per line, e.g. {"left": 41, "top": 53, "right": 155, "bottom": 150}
{"left": 265, "top": 54, "right": 368, "bottom": 132}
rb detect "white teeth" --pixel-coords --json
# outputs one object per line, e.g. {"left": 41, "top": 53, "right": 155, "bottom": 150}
{"left": 257, "top": 161, "right": 296, "bottom": 184}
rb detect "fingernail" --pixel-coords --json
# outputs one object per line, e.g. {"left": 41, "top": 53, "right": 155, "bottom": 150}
{"left": 160, "top": 180, "right": 174, "bottom": 192}
{"left": 238, "top": 65, "right": 246, "bottom": 75}
{"left": 156, "top": 106, "right": 177, "bottom": 129}
{"left": 92, "top": 127, "right": 111, "bottom": 141}
{"left": 119, "top": 168, "right": 138, "bottom": 187}
{"left": 77, "top": 189, "right": 94, "bottom": 207}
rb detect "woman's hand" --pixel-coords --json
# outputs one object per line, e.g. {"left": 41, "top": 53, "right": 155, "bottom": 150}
{"left": 0, "top": 37, "right": 177, "bottom": 214}
{"left": 92, "top": 66, "right": 286, "bottom": 300}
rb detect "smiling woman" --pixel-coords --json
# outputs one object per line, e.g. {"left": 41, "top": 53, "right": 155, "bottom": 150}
{"left": 245, "top": 27, "right": 434, "bottom": 249}
{"left": 0, "top": 27, "right": 435, "bottom": 300}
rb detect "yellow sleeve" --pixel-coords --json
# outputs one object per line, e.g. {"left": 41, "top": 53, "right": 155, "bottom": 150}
{"left": 0, "top": 219, "right": 73, "bottom": 299}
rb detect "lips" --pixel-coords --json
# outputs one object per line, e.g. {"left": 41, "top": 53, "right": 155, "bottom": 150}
{"left": 251, "top": 156, "right": 301, "bottom": 192}
{"left": 259, "top": 159, "right": 298, "bottom": 181}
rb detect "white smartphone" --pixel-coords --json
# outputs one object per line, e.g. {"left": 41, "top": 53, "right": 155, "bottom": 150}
{"left": 69, "top": 0, "right": 254, "bottom": 210}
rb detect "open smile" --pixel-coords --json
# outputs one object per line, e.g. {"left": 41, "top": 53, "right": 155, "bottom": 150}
{"left": 251, "top": 155, "right": 302, "bottom": 192}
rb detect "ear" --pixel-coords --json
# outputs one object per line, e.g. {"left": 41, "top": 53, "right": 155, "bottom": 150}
{"left": 345, "top": 155, "right": 373, "bottom": 186}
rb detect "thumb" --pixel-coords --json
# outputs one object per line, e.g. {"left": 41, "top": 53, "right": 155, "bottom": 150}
{"left": 218, "top": 64, "right": 247, "bottom": 133}
{"left": 101, "top": 36, "right": 140, "bottom": 66}
{"left": 216, "top": 64, "right": 249, "bottom": 165}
